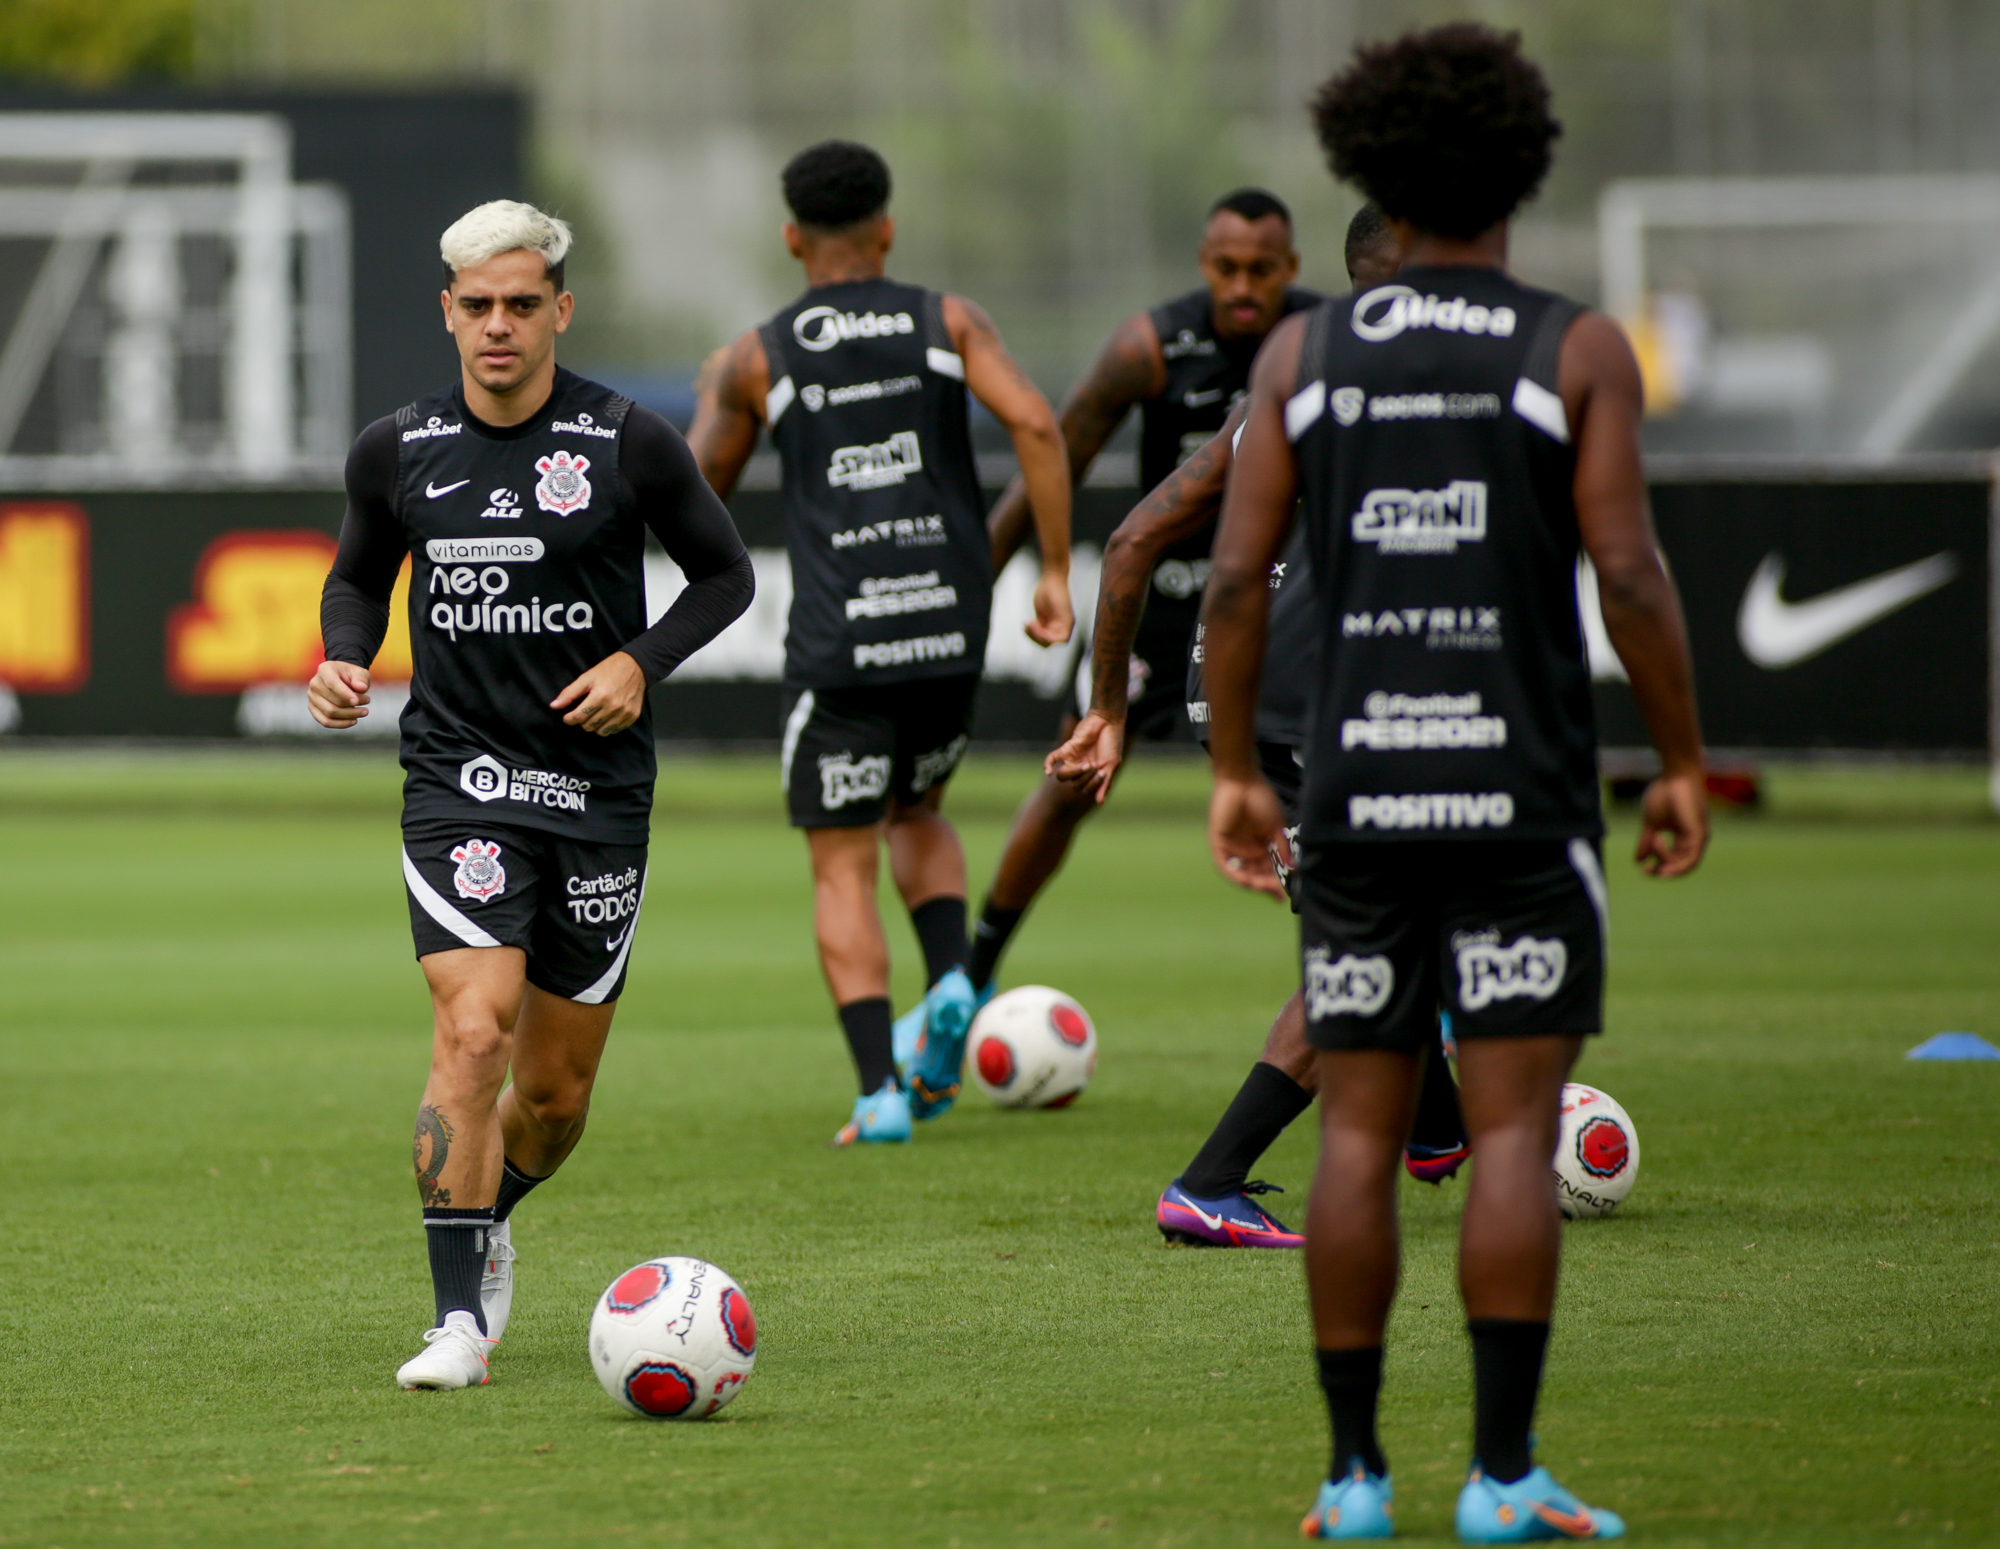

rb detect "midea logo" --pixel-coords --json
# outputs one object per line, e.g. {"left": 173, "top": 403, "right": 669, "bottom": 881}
{"left": 793, "top": 306, "right": 916, "bottom": 352}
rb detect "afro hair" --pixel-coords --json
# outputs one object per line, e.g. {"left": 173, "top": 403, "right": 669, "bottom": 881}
{"left": 781, "top": 140, "right": 892, "bottom": 230}
{"left": 1312, "top": 24, "right": 1560, "bottom": 242}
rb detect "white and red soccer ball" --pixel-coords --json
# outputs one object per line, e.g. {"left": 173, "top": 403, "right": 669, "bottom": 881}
{"left": 589, "top": 1256, "right": 756, "bottom": 1419}
{"left": 970, "top": 986, "right": 1097, "bottom": 1109}
{"left": 1553, "top": 1083, "right": 1640, "bottom": 1219}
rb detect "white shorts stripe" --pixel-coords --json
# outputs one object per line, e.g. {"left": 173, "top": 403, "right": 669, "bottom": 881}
{"left": 1568, "top": 837, "right": 1610, "bottom": 964}
{"left": 780, "top": 689, "right": 816, "bottom": 792}
{"left": 402, "top": 846, "right": 501, "bottom": 949}
{"left": 572, "top": 865, "right": 648, "bottom": 1005}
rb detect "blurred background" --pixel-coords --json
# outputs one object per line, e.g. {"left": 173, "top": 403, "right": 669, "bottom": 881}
{"left": 0, "top": 0, "right": 1993, "bottom": 788}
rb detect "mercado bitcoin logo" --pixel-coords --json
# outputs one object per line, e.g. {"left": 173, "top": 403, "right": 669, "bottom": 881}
{"left": 0, "top": 502, "right": 90, "bottom": 692}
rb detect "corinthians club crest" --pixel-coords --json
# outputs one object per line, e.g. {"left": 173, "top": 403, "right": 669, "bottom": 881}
{"left": 534, "top": 449, "right": 593, "bottom": 516}
{"left": 450, "top": 838, "right": 507, "bottom": 902}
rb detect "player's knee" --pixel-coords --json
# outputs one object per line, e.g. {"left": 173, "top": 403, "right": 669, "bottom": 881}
{"left": 432, "top": 1008, "right": 511, "bottom": 1073}
{"left": 516, "top": 1082, "right": 589, "bottom": 1140}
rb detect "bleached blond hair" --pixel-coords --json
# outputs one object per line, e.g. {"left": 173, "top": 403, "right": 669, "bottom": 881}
{"left": 440, "top": 200, "right": 572, "bottom": 284}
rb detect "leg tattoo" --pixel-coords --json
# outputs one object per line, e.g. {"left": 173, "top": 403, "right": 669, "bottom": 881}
{"left": 414, "top": 1103, "right": 455, "bottom": 1207}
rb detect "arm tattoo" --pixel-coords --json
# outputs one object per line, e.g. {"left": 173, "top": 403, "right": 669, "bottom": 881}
{"left": 1061, "top": 320, "right": 1162, "bottom": 469}
{"left": 413, "top": 1103, "right": 455, "bottom": 1208}
{"left": 1087, "top": 433, "right": 1229, "bottom": 715}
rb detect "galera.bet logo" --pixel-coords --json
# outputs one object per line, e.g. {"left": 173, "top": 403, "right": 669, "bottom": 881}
{"left": 461, "top": 753, "right": 509, "bottom": 803}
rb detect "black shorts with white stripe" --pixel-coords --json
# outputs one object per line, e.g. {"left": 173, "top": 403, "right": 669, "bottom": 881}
{"left": 1294, "top": 838, "right": 1608, "bottom": 1053}
{"left": 779, "top": 672, "right": 980, "bottom": 828}
{"left": 401, "top": 817, "right": 648, "bottom": 1004}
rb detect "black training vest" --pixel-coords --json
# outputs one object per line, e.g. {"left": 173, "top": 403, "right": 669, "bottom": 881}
{"left": 1288, "top": 267, "right": 1601, "bottom": 845}
{"left": 1136, "top": 286, "right": 1322, "bottom": 663}
{"left": 1186, "top": 520, "right": 1314, "bottom": 748}
{"left": 391, "top": 369, "right": 657, "bottom": 843}
{"left": 760, "top": 278, "right": 990, "bottom": 688}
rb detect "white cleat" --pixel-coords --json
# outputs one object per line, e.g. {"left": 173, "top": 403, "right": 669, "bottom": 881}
{"left": 481, "top": 1219, "right": 517, "bottom": 1343}
{"left": 396, "top": 1310, "right": 491, "bottom": 1390}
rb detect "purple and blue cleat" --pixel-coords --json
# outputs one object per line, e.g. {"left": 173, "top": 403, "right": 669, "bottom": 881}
{"left": 1157, "top": 1179, "right": 1304, "bottom": 1248}
{"left": 1405, "top": 1140, "right": 1470, "bottom": 1185}
{"left": 1301, "top": 1460, "right": 1395, "bottom": 1539}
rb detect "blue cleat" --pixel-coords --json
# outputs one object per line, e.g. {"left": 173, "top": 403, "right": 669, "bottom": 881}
{"left": 1456, "top": 1464, "right": 1624, "bottom": 1542}
{"left": 894, "top": 976, "right": 996, "bottom": 1096}
{"left": 906, "top": 968, "right": 980, "bottom": 1119}
{"left": 1300, "top": 1460, "right": 1395, "bottom": 1539}
{"left": 830, "top": 1081, "right": 912, "bottom": 1147}
{"left": 1157, "top": 1179, "right": 1304, "bottom": 1248}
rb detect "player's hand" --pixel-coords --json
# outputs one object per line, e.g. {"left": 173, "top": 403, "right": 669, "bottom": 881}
{"left": 307, "top": 659, "right": 371, "bottom": 729}
{"left": 1636, "top": 768, "right": 1708, "bottom": 878}
{"left": 553, "top": 651, "right": 648, "bottom": 736}
{"left": 1046, "top": 710, "right": 1124, "bottom": 802}
{"left": 1209, "top": 773, "right": 1290, "bottom": 900}
{"left": 1025, "top": 568, "right": 1075, "bottom": 647}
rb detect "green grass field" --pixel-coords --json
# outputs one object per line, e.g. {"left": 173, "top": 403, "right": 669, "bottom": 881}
{"left": 0, "top": 749, "right": 1994, "bottom": 1548}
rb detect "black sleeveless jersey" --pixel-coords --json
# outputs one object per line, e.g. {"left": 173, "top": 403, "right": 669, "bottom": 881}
{"left": 1286, "top": 267, "right": 1601, "bottom": 845}
{"left": 1136, "top": 286, "right": 1322, "bottom": 661}
{"left": 1186, "top": 520, "right": 1314, "bottom": 748}
{"left": 389, "top": 369, "right": 659, "bottom": 842}
{"left": 760, "top": 278, "right": 990, "bottom": 688}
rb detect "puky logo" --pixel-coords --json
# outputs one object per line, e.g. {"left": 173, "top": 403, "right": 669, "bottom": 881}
{"left": 819, "top": 753, "right": 891, "bottom": 810}
{"left": 1303, "top": 947, "right": 1394, "bottom": 1020}
{"left": 1454, "top": 931, "right": 1567, "bottom": 1010}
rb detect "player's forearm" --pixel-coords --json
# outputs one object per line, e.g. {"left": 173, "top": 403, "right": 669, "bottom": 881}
{"left": 1598, "top": 556, "right": 1705, "bottom": 776}
{"left": 620, "top": 550, "right": 754, "bottom": 682}
{"left": 1010, "top": 417, "right": 1072, "bottom": 575}
{"left": 1197, "top": 565, "right": 1269, "bottom": 780}
{"left": 321, "top": 574, "right": 391, "bottom": 668}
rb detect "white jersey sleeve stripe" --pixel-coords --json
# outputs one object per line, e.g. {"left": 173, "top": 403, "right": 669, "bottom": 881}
{"left": 1284, "top": 379, "right": 1326, "bottom": 442}
{"left": 1511, "top": 376, "right": 1570, "bottom": 443}
{"left": 573, "top": 865, "right": 649, "bottom": 1004}
{"left": 402, "top": 847, "right": 501, "bottom": 949}
{"left": 925, "top": 347, "right": 965, "bottom": 381}
{"left": 766, "top": 374, "right": 797, "bottom": 426}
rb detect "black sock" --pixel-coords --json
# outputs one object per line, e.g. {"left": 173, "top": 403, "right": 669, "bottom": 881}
{"left": 1177, "top": 1061, "right": 1314, "bottom": 1198}
{"left": 1409, "top": 1039, "right": 1467, "bottom": 1153}
{"left": 1316, "top": 1346, "right": 1387, "bottom": 1478}
{"left": 965, "top": 900, "right": 1024, "bottom": 990}
{"left": 908, "top": 896, "right": 968, "bottom": 988}
{"left": 493, "top": 1157, "right": 548, "bottom": 1223}
{"left": 838, "top": 997, "right": 897, "bottom": 1094}
{"left": 423, "top": 1207, "right": 493, "bottom": 1333}
{"left": 1468, "top": 1318, "right": 1550, "bottom": 1484}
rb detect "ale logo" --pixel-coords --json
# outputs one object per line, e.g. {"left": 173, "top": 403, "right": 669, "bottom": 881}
{"left": 168, "top": 533, "right": 413, "bottom": 692}
{"left": 0, "top": 503, "right": 90, "bottom": 692}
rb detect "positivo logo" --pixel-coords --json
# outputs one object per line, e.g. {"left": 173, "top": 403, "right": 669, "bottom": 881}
{"left": 461, "top": 753, "right": 509, "bottom": 803}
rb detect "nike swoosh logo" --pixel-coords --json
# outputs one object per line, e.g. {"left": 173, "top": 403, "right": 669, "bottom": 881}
{"left": 1528, "top": 1500, "right": 1601, "bottom": 1537}
{"left": 426, "top": 479, "right": 470, "bottom": 499}
{"left": 605, "top": 919, "right": 637, "bottom": 954}
{"left": 1736, "top": 550, "right": 1958, "bottom": 669}
{"left": 1178, "top": 1201, "right": 1227, "bottom": 1231}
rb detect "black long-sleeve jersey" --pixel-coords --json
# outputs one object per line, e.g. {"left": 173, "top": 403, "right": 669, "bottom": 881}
{"left": 322, "top": 368, "right": 753, "bottom": 843}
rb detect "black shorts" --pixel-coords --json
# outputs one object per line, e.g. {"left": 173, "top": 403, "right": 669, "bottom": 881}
{"left": 1294, "top": 838, "right": 1608, "bottom": 1053}
{"left": 401, "top": 817, "right": 648, "bottom": 1004}
{"left": 1260, "top": 741, "right": 1305, "bottom": 911}
{"left": 781, "top": 673, "right": 980, "bottom": 828}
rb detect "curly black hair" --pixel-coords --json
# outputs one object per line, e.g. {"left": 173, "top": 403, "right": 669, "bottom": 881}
{"left": 782, "top": 140, "right": 892, "bottom": 230}
{"left": 1311, "top": 24, "right": 1560, "bottom": 241}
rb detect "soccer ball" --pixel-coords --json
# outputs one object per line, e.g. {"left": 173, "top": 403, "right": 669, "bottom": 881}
{"left": 589, "top": 1256, "right": 756, "bottom": 1419}
{"left": 970, "top": 985, "right": 1096, "bottom": 1108}
{"left": 1553, "top": 1083, "right": 1640, "bottom": 1219}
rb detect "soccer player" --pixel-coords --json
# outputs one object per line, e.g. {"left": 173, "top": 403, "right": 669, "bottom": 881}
{"left": 1201, "top": 27, "right": 1707, "bottom": 1539}
{"left": 687, "top": 141, "right": 1073, "bottom": 1145}
{"left": 963, "top": 189, "right": 1323, "bottom": 1002}
{"left": 1050, "top": 208, "right": 1470, "bottom": 1253}
{"left": 310, "top": 201, "right": 754, "bottom": 1390}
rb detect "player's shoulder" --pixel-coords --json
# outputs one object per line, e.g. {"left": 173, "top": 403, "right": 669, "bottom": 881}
{"left": 1281, "top": 285, "right": 1328, "bottom": 316}
{"left": 1148, "top": 286, "right": 1213, "bottom": 342}
{"left": 345, "top": 411, "right": 402, "bottom": 494}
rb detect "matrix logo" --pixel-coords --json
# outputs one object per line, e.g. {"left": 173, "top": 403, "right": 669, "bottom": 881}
{"left": 1454, "top": 931, "right": 1567, "bottom": 1010}
{"left": 829, "top": 431, "right": 923, "bottom": 491}
{"left": 1352, "top": 481, "right": 1487, "bottom": 554}
{"left": 1303, "top": 948, "right": 1394, "bottom": 1020}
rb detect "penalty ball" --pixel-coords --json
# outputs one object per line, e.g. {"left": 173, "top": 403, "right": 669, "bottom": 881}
{"left": 1553, "top": 1083, "right": 1640, "bottom": 1219}
{"left": 589, "top": 1256, "right": 757, "bottom": 1419}
{"left": 970, "top": 985, "right": 1097, "bottom": 1109}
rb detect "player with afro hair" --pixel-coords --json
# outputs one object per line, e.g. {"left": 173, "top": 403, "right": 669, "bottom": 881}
{"left": 1312, "top": 22, "right": 1561, "bottom": 242}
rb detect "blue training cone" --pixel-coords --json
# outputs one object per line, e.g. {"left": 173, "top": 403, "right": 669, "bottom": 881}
{"left": 1906, "top": 1032, "right": 2000, "bottom": 1061}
